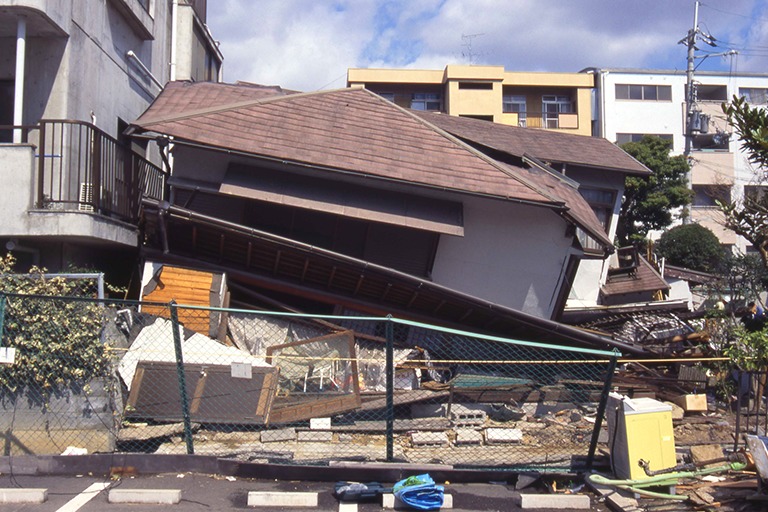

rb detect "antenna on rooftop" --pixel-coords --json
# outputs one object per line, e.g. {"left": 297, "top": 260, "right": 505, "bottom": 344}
{"left": 461, "top": 33, "right": 485, "bottom": 65}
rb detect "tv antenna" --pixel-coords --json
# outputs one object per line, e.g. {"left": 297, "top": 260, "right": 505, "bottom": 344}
{"left": 461, "top": 33, "right": 485, "bottom": 64}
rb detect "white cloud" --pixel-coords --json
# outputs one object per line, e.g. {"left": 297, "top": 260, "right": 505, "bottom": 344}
{"left": 206, "top": 0, "right": 768, "bottom": 91}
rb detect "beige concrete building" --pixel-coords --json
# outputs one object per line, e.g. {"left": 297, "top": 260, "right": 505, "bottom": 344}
{"left": 347, "top": 65, "right": 594, "bottom": 136}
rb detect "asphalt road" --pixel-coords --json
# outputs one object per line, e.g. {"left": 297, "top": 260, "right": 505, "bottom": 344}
{"left": 0, "top": 473, "right": 611, "bottom": 511}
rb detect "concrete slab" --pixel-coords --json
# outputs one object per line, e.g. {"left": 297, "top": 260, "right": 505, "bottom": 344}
{"left": 310, "top": 417, "right": 331, "bottom": 429}
{"left": 485, "top": 428, "right": 523, "bottom": 444}
{"left": 382, "top": 492, "right": 453, "bottom": 509}
{"left": 411, "top": 431, "right": 449, "bottom": 446}
{"left": 0, "top": 488, "right": 47, "bottom": 504}
{"left": 247, "top": 491, "right": 318, "bottom": 507}
{"left": 454, "top": 428, "right": 483, "bottom": 445}
{"left": 260, "top": 428, "right": 296, "bottom": 443}
{"left": 297, "top": 431, "right": 332, "bottom": 442}
{"left": 520, "top": 493, "right": 591, "bottom": 509}
{"left": 108, "top": 489, "right": 182, "bottom": 504}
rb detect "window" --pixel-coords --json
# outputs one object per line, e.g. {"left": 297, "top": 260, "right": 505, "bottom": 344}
{"left": 616, "top": 133, "right": 673, "bottom": 145}
{"left": 615, "top": 84, "right": 672, "bottom": 101}
{"left": 693, "top": 185, "right": 730, "bottom": 207}
{"left": 411, "top": 93, "right": 441, "bottom": 111}
{"left": 502, "top": 95, "right": 527, "bottom": 125}
{"left": 542, "top": 95, "right": 572, "bottom": 129}
{"left": 692, "top": 132, "right": 729, "bottom": 151}
{"left": 458, "top": 82, "right": 492, "bottom": 90}
{"left": 740, "top": 88, "right": 768, "bottom": 104}
{"left": 745, "top": 185, "right": 768, "bottom": 205}
{"left": 579, "top": 187, "right": 615, "bottom": 231}
{"left": 377, "top": 92, "right": 395, "bottom": 102}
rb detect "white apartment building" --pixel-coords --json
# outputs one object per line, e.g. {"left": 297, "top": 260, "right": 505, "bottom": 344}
{"left": 586, "top": 68, "right": 768, "bottom": 254}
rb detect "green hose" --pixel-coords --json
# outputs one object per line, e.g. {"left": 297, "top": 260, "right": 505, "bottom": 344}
{"left": 587, "top": 460, "right": 748, "bottom": 501}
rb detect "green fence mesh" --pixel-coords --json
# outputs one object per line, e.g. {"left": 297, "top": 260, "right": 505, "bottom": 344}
{"left": 0, "top": 293, "right": 618, "bottom": 471}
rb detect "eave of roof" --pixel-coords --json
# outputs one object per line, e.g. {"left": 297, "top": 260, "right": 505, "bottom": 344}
{"left": 141, "top": 199, "right": 646, "bottom": 355}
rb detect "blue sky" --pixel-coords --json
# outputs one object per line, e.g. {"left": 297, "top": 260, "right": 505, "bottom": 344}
{"left": 206, "top": 0, "right": 768, "bottom": 92}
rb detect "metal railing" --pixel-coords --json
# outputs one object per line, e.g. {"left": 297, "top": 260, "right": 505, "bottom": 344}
{"left": 0, "top": 292, "right": 620, "bottom": 471}
{"left": 503, "top": 112, "right": 580, "bottom": 130}
{"left": 31, "top": 120, "right": 166, "bottom": 223}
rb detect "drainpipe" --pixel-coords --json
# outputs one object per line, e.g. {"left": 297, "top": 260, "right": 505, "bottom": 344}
{"left": 170, "top": 0, "right": 178, "bottom": 81}
{"left": 13, "top": 18, "right": 26, "bottom": 143}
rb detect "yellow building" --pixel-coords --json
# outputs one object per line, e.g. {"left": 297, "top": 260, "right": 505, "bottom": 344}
{"left": 347, "top": 65, "right": 594, "bottom": 136}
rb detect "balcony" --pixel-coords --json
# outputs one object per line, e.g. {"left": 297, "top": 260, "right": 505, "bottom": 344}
{"left": 501, "top": 111, "right": 579, "bottom": 130}
{"left": 0, "top": 120, "right": 166, "bottom": 245}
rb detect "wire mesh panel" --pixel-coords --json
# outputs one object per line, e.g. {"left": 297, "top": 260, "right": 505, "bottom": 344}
{"left": 0, "top": 294, "right": 618, "bottom": 471}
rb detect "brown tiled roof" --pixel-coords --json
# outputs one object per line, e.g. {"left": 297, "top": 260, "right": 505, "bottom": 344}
{"left": 601, "top": 256, "right": 670, "bottom": 298}
{"left": 131, "top": 82, "right": 613, "bottom": 250}
{"left": 140, "top": 81, "right": 298, "bottom": 117}
{"left": 132, "top": 83, "right": 558, "bottom": 206}
{"left": 412, "top": 111, "right": 651, "bottom": 176}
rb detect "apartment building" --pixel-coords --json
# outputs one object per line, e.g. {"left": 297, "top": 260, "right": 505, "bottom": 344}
{"left": 587, "top": 67, "right": 768, "bottom": 254}
{"left": 347, "top": 65, "right": 594, "bottom": 136}
{"left": 0, "top": 0, "right": 222, "bottom": 279}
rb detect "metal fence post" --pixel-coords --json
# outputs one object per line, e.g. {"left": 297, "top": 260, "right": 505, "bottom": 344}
{"left": 586, "top": 351, "right": 619, "bottom": 470}
{"left": 0, "top": 293, "right": 5, "bottom": 343}
{"left": 385, "top": 315, "right": 394, "bottom": 462}
{"left": 169, "top": 301, "right": 194, "bottom": 454}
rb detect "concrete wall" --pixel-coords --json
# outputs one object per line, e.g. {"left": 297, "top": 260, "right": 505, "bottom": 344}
{"left": 431, "top": 196, "right": 572, "bottom": 318}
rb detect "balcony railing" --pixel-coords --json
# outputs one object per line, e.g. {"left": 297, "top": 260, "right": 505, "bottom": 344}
{"left": 3, "top": 121, "right": 166, "bottom": 224}
{"left": 504, "top": 111, "right": 579, "bottom": 130}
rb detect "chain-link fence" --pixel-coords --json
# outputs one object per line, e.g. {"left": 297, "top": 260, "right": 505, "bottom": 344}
{"left": 0, "top": 293, "right": 619, "bottom": 471}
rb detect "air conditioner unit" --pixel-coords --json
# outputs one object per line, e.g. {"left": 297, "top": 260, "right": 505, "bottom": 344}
{"left": 79, "top": 182, "right": 94, "bottom": 211}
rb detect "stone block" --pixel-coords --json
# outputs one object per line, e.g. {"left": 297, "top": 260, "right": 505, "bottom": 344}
{"left": 454, "top": 428, "right": 483, "bottom": 445}
{"left": 297, "top": 430, "right": 333, "bottom": 442}
{"left": 247, "top": 491, "right": 318, "bottom": 507}
{"left": 485, "top": 428, "right": 523, "bottom": 444}
{"left": 520, "top": 493, "right": 591, "bottom": 509}
{"left": 260, "top": 428, "right": 296, "bottom": 443}
{"left": 411, "top": 431, "right": 449, "bottom": 446}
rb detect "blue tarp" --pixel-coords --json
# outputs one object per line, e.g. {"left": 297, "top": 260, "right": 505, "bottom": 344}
{"left": 393, "top": 474, "right": 444, "bottom": 510}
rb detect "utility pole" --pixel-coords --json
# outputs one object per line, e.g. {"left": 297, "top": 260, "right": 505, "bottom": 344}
{"left": 683, "top": 1, "right": 699, "bottom": 163}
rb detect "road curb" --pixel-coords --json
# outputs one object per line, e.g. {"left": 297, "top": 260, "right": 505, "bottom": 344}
{"left": 0, "top": 488, "right": 47, "bottom": 504}
{"left": 108, "top": 488, "right": 182, "bottom": 504}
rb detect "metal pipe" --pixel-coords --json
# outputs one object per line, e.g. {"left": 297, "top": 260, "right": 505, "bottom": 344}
{"left": 126, "top": 50, "right": 163, "bottom": 89}
{"left": 13, "top": 18, "right": 26, "bottom": 143}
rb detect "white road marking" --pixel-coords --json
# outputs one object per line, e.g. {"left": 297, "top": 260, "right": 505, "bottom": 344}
{"left": 55, "top": 482, "right": 110, "bottom": 512}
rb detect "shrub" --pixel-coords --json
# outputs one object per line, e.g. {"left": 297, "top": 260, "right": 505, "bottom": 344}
{"left": 656, "top": 224, "right": 724, "bottom": 272}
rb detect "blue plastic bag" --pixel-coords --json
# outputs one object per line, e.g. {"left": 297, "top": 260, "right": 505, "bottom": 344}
{"left": 393, "top": 474, "right": 444, "bottom": 510}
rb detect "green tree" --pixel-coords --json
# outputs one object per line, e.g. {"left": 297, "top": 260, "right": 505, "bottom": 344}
{"left": 656, "top": 223, "right": 724, "bottom": 272}
{"left": 617, "top": 136, "right": 693, "bottom": 247}
{"left": 721, "top": 96, "right": 768, "bottom": 269}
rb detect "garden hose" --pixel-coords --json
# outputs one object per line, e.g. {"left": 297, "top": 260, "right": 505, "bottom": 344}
{"left": 587, "top": 452, "right": 752, "bottom": 501}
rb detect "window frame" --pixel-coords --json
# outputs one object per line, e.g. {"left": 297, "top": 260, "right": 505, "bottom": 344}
{"left": 615, "top": 84, "right": 672, "bottom": 102}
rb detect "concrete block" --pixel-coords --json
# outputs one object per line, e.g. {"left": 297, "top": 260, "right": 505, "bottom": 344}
{"left": 382, "top": 492, "right": 452, "bottom": 509}
{"left": 247, "top": 491, "right": 318, "bottom": 507}
{"left": 108, "top": 489, "right": 182, "bottom": 504}
{"left": 411, "top": 431, "right": 449, "bottom": 446}
{"left": 485, "top": 428, "right": 523, "bottom": 444}
{"left": 520, "top": 493, "right": 590, "bottom": 509}
{"left": 454, "top": 428, "right": 483, "bottom": 445}
{"left": 673, "top": 394, "right": 707, "bottom": 412}
{"left": 310, "top": 417, "right": 331, "bottom": 429}
{"left": 0, "top": 488, "right": 47, "bottom": 504}
{"left": 260, "top": 428, "right": 296, "bottom": 443}
{"left": 297, "top": 430, "right": 332, "bottom": 442}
